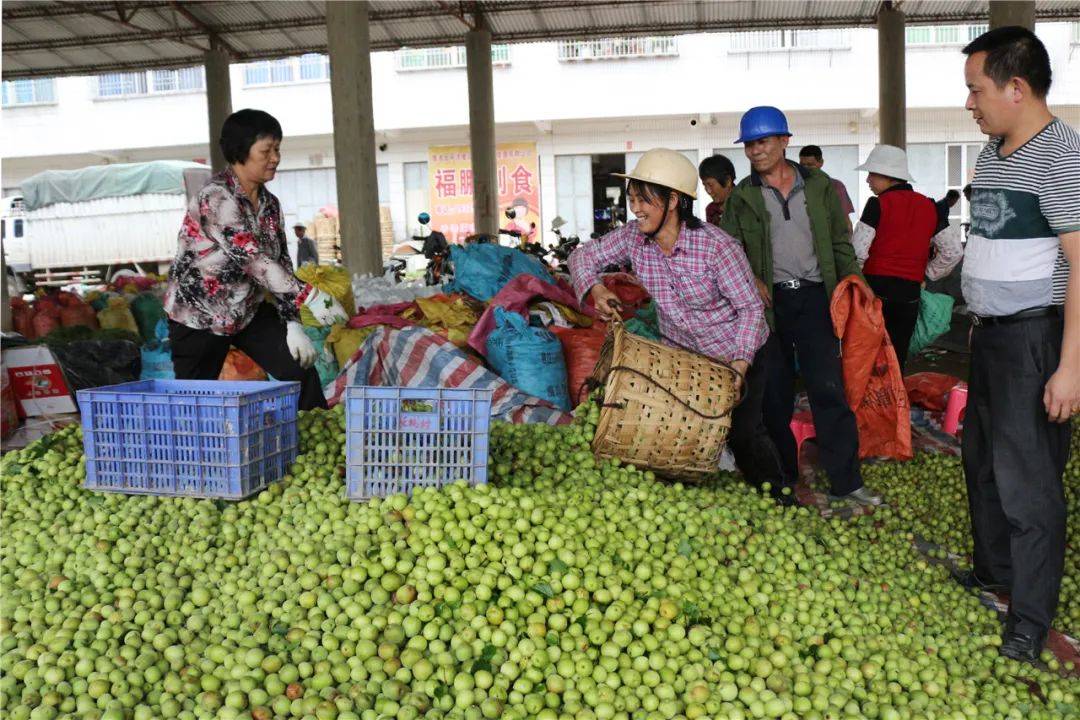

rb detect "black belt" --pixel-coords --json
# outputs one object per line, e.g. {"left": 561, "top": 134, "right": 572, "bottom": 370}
{"left": 970, "top": 306, "right": 1062, "bottom": 327}
{"left": 773, "top": 279, "right": 823, "bottom": 291}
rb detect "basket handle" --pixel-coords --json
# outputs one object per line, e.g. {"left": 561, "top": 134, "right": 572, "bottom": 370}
{"left": 602, "top": 364, "right": 744, "bottom": 419}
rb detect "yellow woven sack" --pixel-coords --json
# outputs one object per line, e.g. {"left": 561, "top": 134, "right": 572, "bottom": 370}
{"left": 326, "top": 324, "right": 377, "bottom": 367}
{"left": 296, "top": 264, "right": 355, "bottom": 316}
{"left": 97, "top": 297, "right": 140, "bottom": 334}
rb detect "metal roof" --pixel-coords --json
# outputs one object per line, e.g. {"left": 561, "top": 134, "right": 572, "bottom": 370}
{"left": 4, "top": 1, "right": 1080, "bottom": 80}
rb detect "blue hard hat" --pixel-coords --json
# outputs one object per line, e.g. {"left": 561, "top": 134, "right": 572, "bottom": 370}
{"left": 735, "top": 106, "right": 792, "bottom": 144}
{"left": 418, "top": 212, "right": 430, "bottom": 225}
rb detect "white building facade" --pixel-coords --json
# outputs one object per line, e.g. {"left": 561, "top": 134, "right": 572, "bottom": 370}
{"left": 4, "top": 22, "right": 1079, "bottom": 255}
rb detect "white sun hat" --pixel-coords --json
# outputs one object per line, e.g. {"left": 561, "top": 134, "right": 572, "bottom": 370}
{"left": 855, "top": 144, "right": 914, "bottom": 182}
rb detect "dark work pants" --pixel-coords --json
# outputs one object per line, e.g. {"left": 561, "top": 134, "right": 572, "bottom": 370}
{"left": 866, "top": 274, "right": 921, "bottom": 374}
{"left": 729, "top": 333, "right": 789, "bottom": 493}
{"left": 962, "top": 313, "right": 1069, "bottom": 640}
{"left": 762, "top": 283, "right": 862, "bottom": 496}
{"left": 169, "top": 303, "right": 328, "bottom": 411}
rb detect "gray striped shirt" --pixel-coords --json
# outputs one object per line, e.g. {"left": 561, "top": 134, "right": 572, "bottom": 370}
{"left": 962, "top": 118, "right": 1080, "bottom": 316}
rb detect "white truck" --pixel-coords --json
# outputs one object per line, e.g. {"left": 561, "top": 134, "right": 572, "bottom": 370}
{"left": 1, "top": 160, "right": 211, "bottom": 287}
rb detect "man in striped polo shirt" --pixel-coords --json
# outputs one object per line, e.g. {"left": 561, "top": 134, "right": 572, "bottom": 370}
{"left": 958, "top": 26, "right": 1079, "bottom": 664}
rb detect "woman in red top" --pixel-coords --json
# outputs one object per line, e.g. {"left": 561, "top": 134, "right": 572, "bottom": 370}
{"left": 852, "top": 145, "right": 963, "bottom": 371}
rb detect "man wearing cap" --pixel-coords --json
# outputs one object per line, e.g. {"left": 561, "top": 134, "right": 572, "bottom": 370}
{"left": 569, "top": 149, "right": 795, "bottom": 504}
{"left": 294, "top": 223, "right": 318, "bottom": 266}
{"left": 721, "top": 106, "right": 882, "bottom": 507}
{"left": 851, "top": 144, "right": 962, "bottom": 370}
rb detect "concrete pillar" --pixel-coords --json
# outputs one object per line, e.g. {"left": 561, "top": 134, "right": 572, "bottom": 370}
{"left": 877, "top": 4, "right": 906, "bottom": 149}
{"left": 990, "top": 1, "right": 1035, "bottom": 30}
{"left": 466, "top": 14, "right": 498, "bottom": 237}
{"left": 204, "top": 40, "right": 233, "bottom": 173}
{"left": 326, "top": 0, "right": 383, "bottom": 275}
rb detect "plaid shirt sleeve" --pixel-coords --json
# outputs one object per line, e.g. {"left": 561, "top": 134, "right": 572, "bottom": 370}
{"left": 710, "top": 233, "right": 767, "bottom": 363}
{"left": 569, "top": 224, "right": 635, "bottom": 301}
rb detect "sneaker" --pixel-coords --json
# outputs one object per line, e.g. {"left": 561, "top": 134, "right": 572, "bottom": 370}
{"left": 999, "top": 632, "right": 1041, "bottom": 664}
{"left": 828, "top": 486, "right": 884, "bottom": 507}
{"left": 950, "top": 568, "right": 1009, "bottom": 595}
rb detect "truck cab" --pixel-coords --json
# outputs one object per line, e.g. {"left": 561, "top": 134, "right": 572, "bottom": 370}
{"left": 0, "top": 195, "right": 31, "bottom": 272}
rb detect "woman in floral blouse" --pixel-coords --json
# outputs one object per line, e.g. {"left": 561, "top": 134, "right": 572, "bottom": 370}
{"left": 164, "top": 109, "right": 345, "bottom": 410}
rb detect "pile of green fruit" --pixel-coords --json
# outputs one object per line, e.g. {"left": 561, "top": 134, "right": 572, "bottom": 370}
{"left": 862, "top": 425, "right": 1080, "bottom": 637}
{"left": 1, "top": 404, "right": 1079, "bottom": 720}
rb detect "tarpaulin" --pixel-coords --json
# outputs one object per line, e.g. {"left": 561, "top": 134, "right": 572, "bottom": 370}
{"left": 326, "top": 325, "right": 572, "bottom": 426}
{"left": 20, "top": 160, "right": 206, "bottom": 211}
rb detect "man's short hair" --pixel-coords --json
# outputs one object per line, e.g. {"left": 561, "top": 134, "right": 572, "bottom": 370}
{"left": 698, "top": 155, "right": 736, "bottom": 186}
{"left": 219, "top": 109, "right": 283, "bottom": 165}
{"left": 963, "top": 26, "right": 1051, "bottom": 98}
{"left": 798, "top": 145, "right": 824, "bottom": 161}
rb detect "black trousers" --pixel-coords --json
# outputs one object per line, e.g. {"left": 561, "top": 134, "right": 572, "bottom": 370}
{"left": 169, "top": 303, "right": 328, "bottom": 411}
{"left": 962, "top": 313, "right": 1070, "bottom": 640}
{"left": 866, "top": 274, "right": 921, "bottom": 374}
{"left": 729, "top": 333, "right": 789, "bottom": 493}
{"left": 762, "top": 283, "right": 862, "bottom": 496}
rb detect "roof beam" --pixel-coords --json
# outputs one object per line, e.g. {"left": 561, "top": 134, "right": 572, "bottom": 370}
{"left": 2, "top": 1, "right": 172, "bottom": 20}
{"left": 53, "top": 1, "right": 209, "bottom": 53}
{"left": 4, "top": 29, "right": 200, "bottom": 52}
{"left": 435, "top": 1, "right": 475, "bottom": 32}
{"left": 168, "top": 1, "right": 238, "bottom": 55}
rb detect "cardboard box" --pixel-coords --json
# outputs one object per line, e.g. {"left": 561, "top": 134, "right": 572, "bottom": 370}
{"left": 3, "top": 345, "right": 78, "bottom": 417}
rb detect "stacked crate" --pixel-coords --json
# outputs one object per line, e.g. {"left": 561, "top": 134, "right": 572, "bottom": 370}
{"left": 310, "top": 208, "right": 395, "bottom": 262}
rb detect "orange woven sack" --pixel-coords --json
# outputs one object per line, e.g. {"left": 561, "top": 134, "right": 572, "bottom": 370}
{"left": 551, "top": 324, "right": 607, "bottom": 407}
{"left": 218, "top": 348, "right": 267, "bottom": 381}
{"left": 830, "top": 276, "right": 912, "bottom": 460}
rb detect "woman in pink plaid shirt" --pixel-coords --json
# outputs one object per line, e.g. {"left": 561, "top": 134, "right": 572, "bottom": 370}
{"left": 569, "top": 149, "right": 795, "bottom": 505}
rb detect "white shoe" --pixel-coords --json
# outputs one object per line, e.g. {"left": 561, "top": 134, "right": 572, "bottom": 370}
{"left": 829, "top": 486, "right": 884, "bottom": 507}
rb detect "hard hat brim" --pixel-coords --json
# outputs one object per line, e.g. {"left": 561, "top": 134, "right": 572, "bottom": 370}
{"left": 735, "top": 131, "right": 793, "bottom": 144}
{"left": 611, "top": 172, "right": 697, "bottom": 200}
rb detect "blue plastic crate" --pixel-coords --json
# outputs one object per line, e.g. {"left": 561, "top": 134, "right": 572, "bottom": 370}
{"left": 345, "top": 386, "right": 492, "bottom": 500}
{"left": 78, "top": 379, "right": 300, "bottom": 499}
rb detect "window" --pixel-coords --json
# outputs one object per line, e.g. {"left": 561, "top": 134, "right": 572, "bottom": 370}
{"left": 95, "top": 68, "right": 204, "bottom": 98}
{"left": 395, "top": 45, "right": 510, "bottom": 71}
{"left": 906, "top": 24, "right": 988, "bottom": 46}
{"left": 404, "top": 162, "right": 429, "bottom": 236}
{"left": 13, "top": 219, "right": 24, "bottom": 238}
{"left": 150, "top": 67, "right": 205, "bottom": 93}
{"left": 2, "top": 78, "right": 57, "bottom": 106}
{"left": 244, "top": 55, "right": 330, "bottom": 86}
{"left": 557, "top": 37, "right": 678, "bottom": 62}
{"left": 298, "top": 54, "right": 331, "bottom": 81}
{"left": 555, "top": 155, "right": 593, "bottom": 241}
{"left": 728, "top": 29, "right": 851, "bottom": 53}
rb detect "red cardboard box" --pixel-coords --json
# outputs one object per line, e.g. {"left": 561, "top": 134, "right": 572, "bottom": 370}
{"left": 3, "top": 346, "right": 78, "bottom": 417}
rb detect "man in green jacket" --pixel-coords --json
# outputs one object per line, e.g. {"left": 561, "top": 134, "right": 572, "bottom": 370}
{"left": 721, "top": 106, "right": 881, "bottom": 507}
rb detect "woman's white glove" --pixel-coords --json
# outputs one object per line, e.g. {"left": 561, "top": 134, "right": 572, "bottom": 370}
{"left": 286, "top": 321, "right": 317, "bottom": 369}
{"left": 300, "top": 284, "right": 349, "bottom": 325}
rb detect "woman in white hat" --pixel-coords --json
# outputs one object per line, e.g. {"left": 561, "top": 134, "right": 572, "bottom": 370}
{"left": 569, "top": 148, "right": 797, "bottom": 504}
{"left": 852, "top": 144, "right": 964, "bottom": 369}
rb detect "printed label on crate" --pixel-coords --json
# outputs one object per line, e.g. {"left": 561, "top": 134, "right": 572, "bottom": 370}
{"left": 3, "top": 346, "right": 77, "bottom": 417}
{"left": 400, "top": 412, "right": 438, "bottom": 432}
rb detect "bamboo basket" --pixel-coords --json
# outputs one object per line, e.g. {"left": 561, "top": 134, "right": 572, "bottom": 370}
{"left": 588, "top": 320, "right": 743, "bottom": 480}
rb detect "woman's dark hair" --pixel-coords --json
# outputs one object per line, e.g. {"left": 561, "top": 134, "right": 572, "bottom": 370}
{"left": 627, "top": 178, "right": 703, "bottom": 230}
{"left": 698, "top": 155, "right": 736, "bottom": 186}
{"left": 963, "top": 26, "right": 1051, "bottom": 98}
{"left": 219, "top": 109, "right": 283, "bottom": 165}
